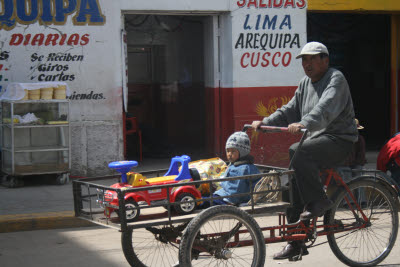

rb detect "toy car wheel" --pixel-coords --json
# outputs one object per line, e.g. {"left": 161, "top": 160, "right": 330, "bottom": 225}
{"left": 175, "top": 193, "right": 196, "bottom": 215}
{"left": 120, "top": 199, "right": 140, "bottom": 222}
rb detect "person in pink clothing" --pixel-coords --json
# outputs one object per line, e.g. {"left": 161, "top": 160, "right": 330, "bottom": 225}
{"left": 377, "top": 133, "right": 400, "bottom": 185}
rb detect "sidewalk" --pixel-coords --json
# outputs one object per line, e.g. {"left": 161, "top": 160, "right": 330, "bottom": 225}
{"left": 0, "top": 153, "right": 380, "bottom": 233}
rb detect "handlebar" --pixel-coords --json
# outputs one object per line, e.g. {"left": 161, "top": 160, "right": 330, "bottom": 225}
{"left": 242, "top": 124, "right": 307, "bottom": 133}
{"left": 242, "top": 123, "right": 308, "bottom": 170}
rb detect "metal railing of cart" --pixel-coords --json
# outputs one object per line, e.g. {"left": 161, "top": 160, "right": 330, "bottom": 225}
{"left": 72, "top": 165, "right": 295, "bottom": 232}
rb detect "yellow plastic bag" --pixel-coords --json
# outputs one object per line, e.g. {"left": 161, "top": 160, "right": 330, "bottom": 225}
{"left": 188, "top": 157, "right": 228, "bottom": 195}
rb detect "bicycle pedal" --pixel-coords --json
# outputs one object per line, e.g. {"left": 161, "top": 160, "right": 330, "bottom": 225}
{"left": 288, "top": 254, "right": 302, "bottom": 261}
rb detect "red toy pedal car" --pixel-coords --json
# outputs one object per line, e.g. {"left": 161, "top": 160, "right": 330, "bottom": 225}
{"left": 97, "top": 155, "right": 202, "bottom": 222}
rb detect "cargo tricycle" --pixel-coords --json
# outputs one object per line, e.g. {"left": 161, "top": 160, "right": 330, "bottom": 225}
{"left": 72, "top": 125, "right": 399, "bottom": 267}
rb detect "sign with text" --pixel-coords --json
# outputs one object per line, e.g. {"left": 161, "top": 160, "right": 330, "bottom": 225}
{"left": 0, "top": 0, "right": 120, "bottom": 121}
{"left": 232, "top": 0, "right": 307, "bottom": 87}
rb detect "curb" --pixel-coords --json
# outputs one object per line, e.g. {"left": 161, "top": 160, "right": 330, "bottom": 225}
{"left": 0, "top": 211, "right": 95, "bottom": 233}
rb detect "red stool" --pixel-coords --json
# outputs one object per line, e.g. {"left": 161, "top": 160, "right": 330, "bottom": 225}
{"left": 126, "top": 117, "right": 143, "bottom": 162}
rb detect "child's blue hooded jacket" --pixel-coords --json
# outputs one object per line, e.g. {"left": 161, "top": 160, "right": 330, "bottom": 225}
{"left": 215, "top": 155, "right": 260, "bottom": 204}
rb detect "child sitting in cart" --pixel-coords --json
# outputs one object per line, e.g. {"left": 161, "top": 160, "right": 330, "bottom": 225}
{"left": 201, "top": 131, "right": 260, "bottom": 207}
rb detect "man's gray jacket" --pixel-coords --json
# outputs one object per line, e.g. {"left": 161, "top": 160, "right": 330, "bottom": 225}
{"left": 262, "top": 68, "right": 358, "bottom": 142}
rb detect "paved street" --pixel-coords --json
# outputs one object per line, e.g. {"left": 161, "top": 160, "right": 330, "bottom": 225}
{"left": 1, "top": 225, "right": 400, "bottom": 267}
{"left": 1, "top": 152, "right": 400, "bottom": 266}
{"left": 1, "top": 219, "right": 399, "bottom": 267}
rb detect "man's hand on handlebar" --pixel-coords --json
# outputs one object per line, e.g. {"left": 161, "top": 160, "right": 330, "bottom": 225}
{"left": 250, "top": 121, "right": 306, "bottom": 134}
{"left": 251, "top": 121, "right": 264, "bottom": 131}
{"left": 288, "top": 123, "right": 305, "bottom": 134}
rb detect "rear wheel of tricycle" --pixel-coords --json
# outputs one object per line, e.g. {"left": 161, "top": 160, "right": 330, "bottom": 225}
{"left": 118, "top": 199, "right": 140, "bottom": 222}
{"left": 179, "top": 205, "right": 266, "bottom": 266}
{"left": 325, "top": 178, "right": 399, "bottom": 267}
{"left": 121, "top": 223, "right": 186, "bottom": 267}
{"left": 174, "top": 193, "right": 196, "bottom": 215}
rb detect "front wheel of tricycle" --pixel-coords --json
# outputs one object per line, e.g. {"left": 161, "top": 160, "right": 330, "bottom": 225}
{"left": 179, "top": 205, "right": 266, "bottom": 267}
{"left": 325, "top": 177, "right": 399, "bottom": 267}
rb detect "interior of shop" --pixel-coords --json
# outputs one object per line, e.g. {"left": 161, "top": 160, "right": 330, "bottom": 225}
{"left": 124, "top": 15, "right": 208, "bottom": 160}
{"left": 307, "top": 13, "right": 391, "bottom": 150}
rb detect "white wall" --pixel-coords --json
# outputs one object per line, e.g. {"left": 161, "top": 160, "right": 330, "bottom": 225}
{"left": 120, "top": 0, "right": 231, "bottom": 12}
{"left": 203, "top": 16, "right": 219, "bottom": 89}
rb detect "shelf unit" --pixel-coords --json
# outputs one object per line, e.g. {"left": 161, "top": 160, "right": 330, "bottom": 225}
{"left": 1, "top": 100, "right": 70, "bottom": 185}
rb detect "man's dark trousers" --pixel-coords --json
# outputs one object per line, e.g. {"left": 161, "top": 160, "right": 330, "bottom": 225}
{"left": 286, "top": 134, "right": 353, "bottom": 223}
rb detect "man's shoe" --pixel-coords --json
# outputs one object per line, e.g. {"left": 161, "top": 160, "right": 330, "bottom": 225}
{"left": 300, "top": 199, "right": 333, "bottom": 221}
{"left": 273, "top": 241, "right": 308, "bottom": 260}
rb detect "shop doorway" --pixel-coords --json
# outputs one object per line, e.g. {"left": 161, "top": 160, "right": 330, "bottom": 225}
{"left": 308, "top": 13, "right": 391, "bottom": 149}
{"left": 124, "top": 15, "right": 209, "bottom": 160}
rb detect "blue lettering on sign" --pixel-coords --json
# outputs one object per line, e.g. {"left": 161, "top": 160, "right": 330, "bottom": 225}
{"left": 0, "top": 0, "right": 15, "bottom": 28}
{"left": 243, "top": 14, "right": 291, "bottom": 30}
{"left": 0, "top": 0, "right": 106, "bottom": 30}
{"left": 41, "top": 0, "right": 52, "bottom": 22}
{"left": 55, "top": 0, "right": 78, "bottom": 23}
{"left": 16, "top": 0, "right": 39, "bottom": 21}
{"left": 74, "top": 0, "right": 104, "bottom": 23}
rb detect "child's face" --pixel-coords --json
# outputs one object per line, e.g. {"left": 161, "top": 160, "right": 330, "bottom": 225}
{"left": 226, "top": 148, "right": 240, "bottom": 162}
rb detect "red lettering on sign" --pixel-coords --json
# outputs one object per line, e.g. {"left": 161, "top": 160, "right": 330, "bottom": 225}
{"left": 250, "top": 52, "right": 260, "bottom": 67}
{"left": 261, "top": 52, "right": 271, "bottom": 67}
{"left": 10, "top": 34, "right": 23, "bottom": 46}
{"left": 23, "top": 34, "right": 31, "bottom": 45}
{"left": 248, "top": 0, "right": 258, "bottom": 8}
{"left": 241, "top": 52, "right": 250, "bottom": 68}
{"left": 45, "top": 34, "right": 60, "bottom": 46}
{"left": 237, "top": 0, "right": 305, "bottom": 8}
{"left": 237, "top": 0, "right": 246, "bottom": 7}
{"left": 273, "top": 0, "right": 283, "bottom": 8}
{"left": 32, "top": 34, "right": 45, "bottom": 46}
{"left": 259, "top": 0, "right": 268, "bottom": 8}
{"left": 80, "top": 34, "right": 90, "bottom": 45}
{"left": 296, "top": 0, "right": 306, "bottom": 8}
{"left": 9, "top": 33, "right": 90, "bottom": 46}
{"left": 240, "top": 51, "right": 292, "bottom": 68}
{"left": 60, "top": 34, "right": 67, "bottom": 45}
{"left": 284, "top": 0, "right": 295, "bottom": 8}
{"left": 272, "top": 52, "right": 281, "bottom": 66}
{"left": 282, "top": 52, "right": 291, "bottom": 66}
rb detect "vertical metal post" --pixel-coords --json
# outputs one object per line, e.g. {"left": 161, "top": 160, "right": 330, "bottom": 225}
{"left": 72, "top": 180, "right": 82, "bottom": 216}
{"left": 167, "top": 185, "right": 172, "bottom": 223}
{"left": 117, "top": 190, "right": 127, "bottom": 232}
{"left": 11, "top": 102, "right": 14, "bottom": 174}
{"left": 249, "top": 178, "right": 254, "bottom": 212}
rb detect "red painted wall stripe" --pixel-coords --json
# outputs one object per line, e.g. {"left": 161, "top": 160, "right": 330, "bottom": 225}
{"left": 208, "top": 85, "right": 301, "bottom": 167}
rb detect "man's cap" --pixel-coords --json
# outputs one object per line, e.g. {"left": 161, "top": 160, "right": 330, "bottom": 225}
{"left": 296, "top": 42, "right": 329, "bottom": 59}
{"left": 226, "top": 131, "right": 251, "bottom": 158}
